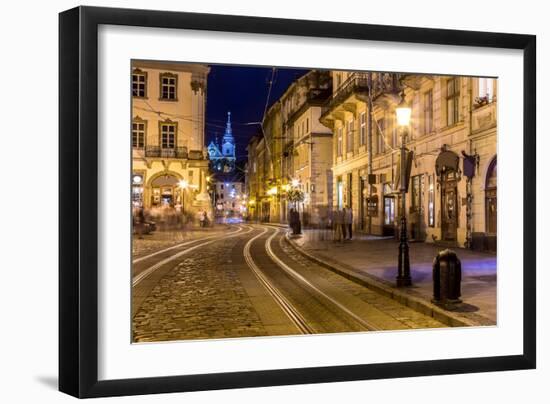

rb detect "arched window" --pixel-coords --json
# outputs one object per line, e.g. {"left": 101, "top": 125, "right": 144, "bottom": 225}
{"left": 485, "top": 158, "right": 497, "bottom": 234}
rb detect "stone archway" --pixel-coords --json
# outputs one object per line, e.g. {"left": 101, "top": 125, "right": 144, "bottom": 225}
{"left": 147, "top": 171, "right": 183, "bottom": 208}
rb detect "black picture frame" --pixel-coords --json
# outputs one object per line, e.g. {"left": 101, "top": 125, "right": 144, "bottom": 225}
{"left": 59, "top": 6, "right": 536, "bottom": 398}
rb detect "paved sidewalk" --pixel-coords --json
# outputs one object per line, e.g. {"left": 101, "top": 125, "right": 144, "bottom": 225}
{"left": 288, "top": 229, "right": 497, "bottom": 327}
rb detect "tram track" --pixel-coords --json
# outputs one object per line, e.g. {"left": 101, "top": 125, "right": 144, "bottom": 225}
{"left": 264, "top": 228, "right": 380, "bottom": 332}
{"left": 133, "top": 225, "right": 244, "bottom": 264}
{"left": 132, "top": 225, "right": 252, "bottom": 287}
{"left": 243, "top": 227, "right": 315, "bottom": 334}
{"left": 244, "top": 225, "right": 379, "bottom": 334}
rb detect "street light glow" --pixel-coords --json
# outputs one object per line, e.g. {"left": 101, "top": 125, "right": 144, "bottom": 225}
{"left": 396, "top": 93, "right": 412, "bottom": 126}
{"left": 291, "top": 178, "right": 300, "bottom": 188}
{"left": 178, "top": 179, "right": 189, "bottom": 189}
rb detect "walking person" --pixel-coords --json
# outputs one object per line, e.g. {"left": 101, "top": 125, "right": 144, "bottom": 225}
{"left": 295, "top": 209, "right": 302, "bottom": 235}
{"left": 289, "top": 208, "right": 296, "bottom": 234}
{"left": 334, "top": 208, "right": 343, "bottom": 242}
{"left": 199, "top": 210, "right": 206, "bottom": 228}
{"left": 344, "top": 205, "right": 353, "bottom": 240}
{"left": 340, "top": 208, "right": 347, "bottom": 241}
{"left": 136, "top": 206, "right": 145, "bottom": 239}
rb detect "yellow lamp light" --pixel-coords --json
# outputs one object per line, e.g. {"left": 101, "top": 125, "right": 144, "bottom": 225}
{"left": 395, "top": 92, "right": 412, "bottom": 127}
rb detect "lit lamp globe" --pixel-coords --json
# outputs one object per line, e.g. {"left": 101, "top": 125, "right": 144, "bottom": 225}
{"left": 178, "top": 179, "right": 189, "bottom": 189}
{"left": 395, "top": 94, "right": 411, "bottom": 127}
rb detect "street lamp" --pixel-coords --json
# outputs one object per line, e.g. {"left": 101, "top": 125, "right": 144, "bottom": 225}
{"left": 395, "top": 91, "right": 412, "bottom": 287}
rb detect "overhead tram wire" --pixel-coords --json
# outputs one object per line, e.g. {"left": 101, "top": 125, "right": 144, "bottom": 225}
{"left": 258, "top": 68, "right": 277, "bottom": 165}
{"left": 133, "top": 104, "right": 261, "bottom": 139}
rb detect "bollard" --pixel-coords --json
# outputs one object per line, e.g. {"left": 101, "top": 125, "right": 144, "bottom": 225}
{"left": 432, "top": 249, "right": 462, "bottom": 307}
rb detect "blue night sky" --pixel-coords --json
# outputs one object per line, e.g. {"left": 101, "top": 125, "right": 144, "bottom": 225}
{"left": 205, "top": 65, "right": 309, "bottom": 160}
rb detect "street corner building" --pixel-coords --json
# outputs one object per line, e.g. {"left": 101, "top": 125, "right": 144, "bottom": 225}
{"left": 131, "top": 60, "right": 212, "bottom": 218}
{"left": 247, "top": 70, "right": 497, "bottom": 252}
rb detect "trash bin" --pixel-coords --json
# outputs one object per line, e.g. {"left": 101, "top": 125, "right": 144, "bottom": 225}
{"left": 432, "top": 249, "right": 462, "bottom": 307}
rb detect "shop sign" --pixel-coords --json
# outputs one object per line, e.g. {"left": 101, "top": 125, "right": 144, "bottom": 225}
{"left": 366, "top": 195, "right": 379, "bottom": 217}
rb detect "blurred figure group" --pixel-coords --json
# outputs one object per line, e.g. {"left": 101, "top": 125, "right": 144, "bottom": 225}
{"left": 333, "top": 206, "right": 353, "bottom": 242}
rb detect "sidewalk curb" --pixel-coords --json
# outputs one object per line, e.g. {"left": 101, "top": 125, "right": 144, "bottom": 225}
{"left": 284, "top": 233, "right": 480, "bottom": 328}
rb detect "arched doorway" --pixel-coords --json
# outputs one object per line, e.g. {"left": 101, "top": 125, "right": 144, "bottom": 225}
{"left": 150, "top": 173, "right": 181, "bottom": 207}
{"left": 485, "top": 158, "right": 497, "bottom": 235}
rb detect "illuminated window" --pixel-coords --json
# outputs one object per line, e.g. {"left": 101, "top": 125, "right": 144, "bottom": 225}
{"left": 411, "top": 175, "right": 422, "bottom": 212}
{"left": 360, "top": 112, "right": 366, "bottom": 145}
{"left": 337, "top": 127, "right": 343, "bottom": 156}
{"left": 478, "top": 78, "right": 495, "bottom": 102}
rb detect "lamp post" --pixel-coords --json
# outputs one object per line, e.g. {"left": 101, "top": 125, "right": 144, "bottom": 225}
{"left": 395, "top": 92, "right": 412, "bottom": 287}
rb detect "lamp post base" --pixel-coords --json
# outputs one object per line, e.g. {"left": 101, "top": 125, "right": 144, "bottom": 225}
{"left": 397, "top": 214, "right": 412, "bottom": 287}
{"left": 396, "top": 276, "right": 412, "bottom": 287}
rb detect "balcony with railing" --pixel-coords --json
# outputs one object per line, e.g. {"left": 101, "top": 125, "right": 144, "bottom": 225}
{"left": 321, "top": 72, "right": 403, "bottom": 118}
{"left": 285, "top": 87, "right": 332, "bottom": 126}
{"left": 133, "top": 146, "right": 189, "bottom": 159}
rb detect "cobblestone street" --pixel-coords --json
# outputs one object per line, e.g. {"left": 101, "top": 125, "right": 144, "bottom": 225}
{"left": 133, "top": 233, "right": 269, "bottom": 342}
{"left": 132, "top": 224, "right": 450, "bottom": 343}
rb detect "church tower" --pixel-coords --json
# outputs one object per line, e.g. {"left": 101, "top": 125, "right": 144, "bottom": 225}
{"left": 222, "top": 111, "right": 236, "bottom": 159}
{"left": 208, "top": 111, "right": 236, "bottom": 173}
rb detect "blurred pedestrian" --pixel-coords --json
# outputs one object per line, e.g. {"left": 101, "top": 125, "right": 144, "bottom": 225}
{"left": 136, "top": 206, "right": 145, "bottom": 239}
{"left": 344, "top": 206, "right": 353, "bottom": 240}
{"left": 199, "top": 211, "right": 208, "bottom": 227}
{"left": 334, "top": 208, "right": 344, "bottom": 242}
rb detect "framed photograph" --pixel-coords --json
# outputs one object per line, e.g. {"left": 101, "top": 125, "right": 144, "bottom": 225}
{"left": 59, "top": 6, "right": 536, "bottom": 398}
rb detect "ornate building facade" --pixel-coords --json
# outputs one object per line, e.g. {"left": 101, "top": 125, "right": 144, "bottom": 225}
{"left": 131, "top": 61, "right": 212, "bottom": 217}
{"left": 320, "top": 71, "right": 497, "bottom": 250}
{"left": 247, "top": 70, "right": 333, "bottom": 224}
